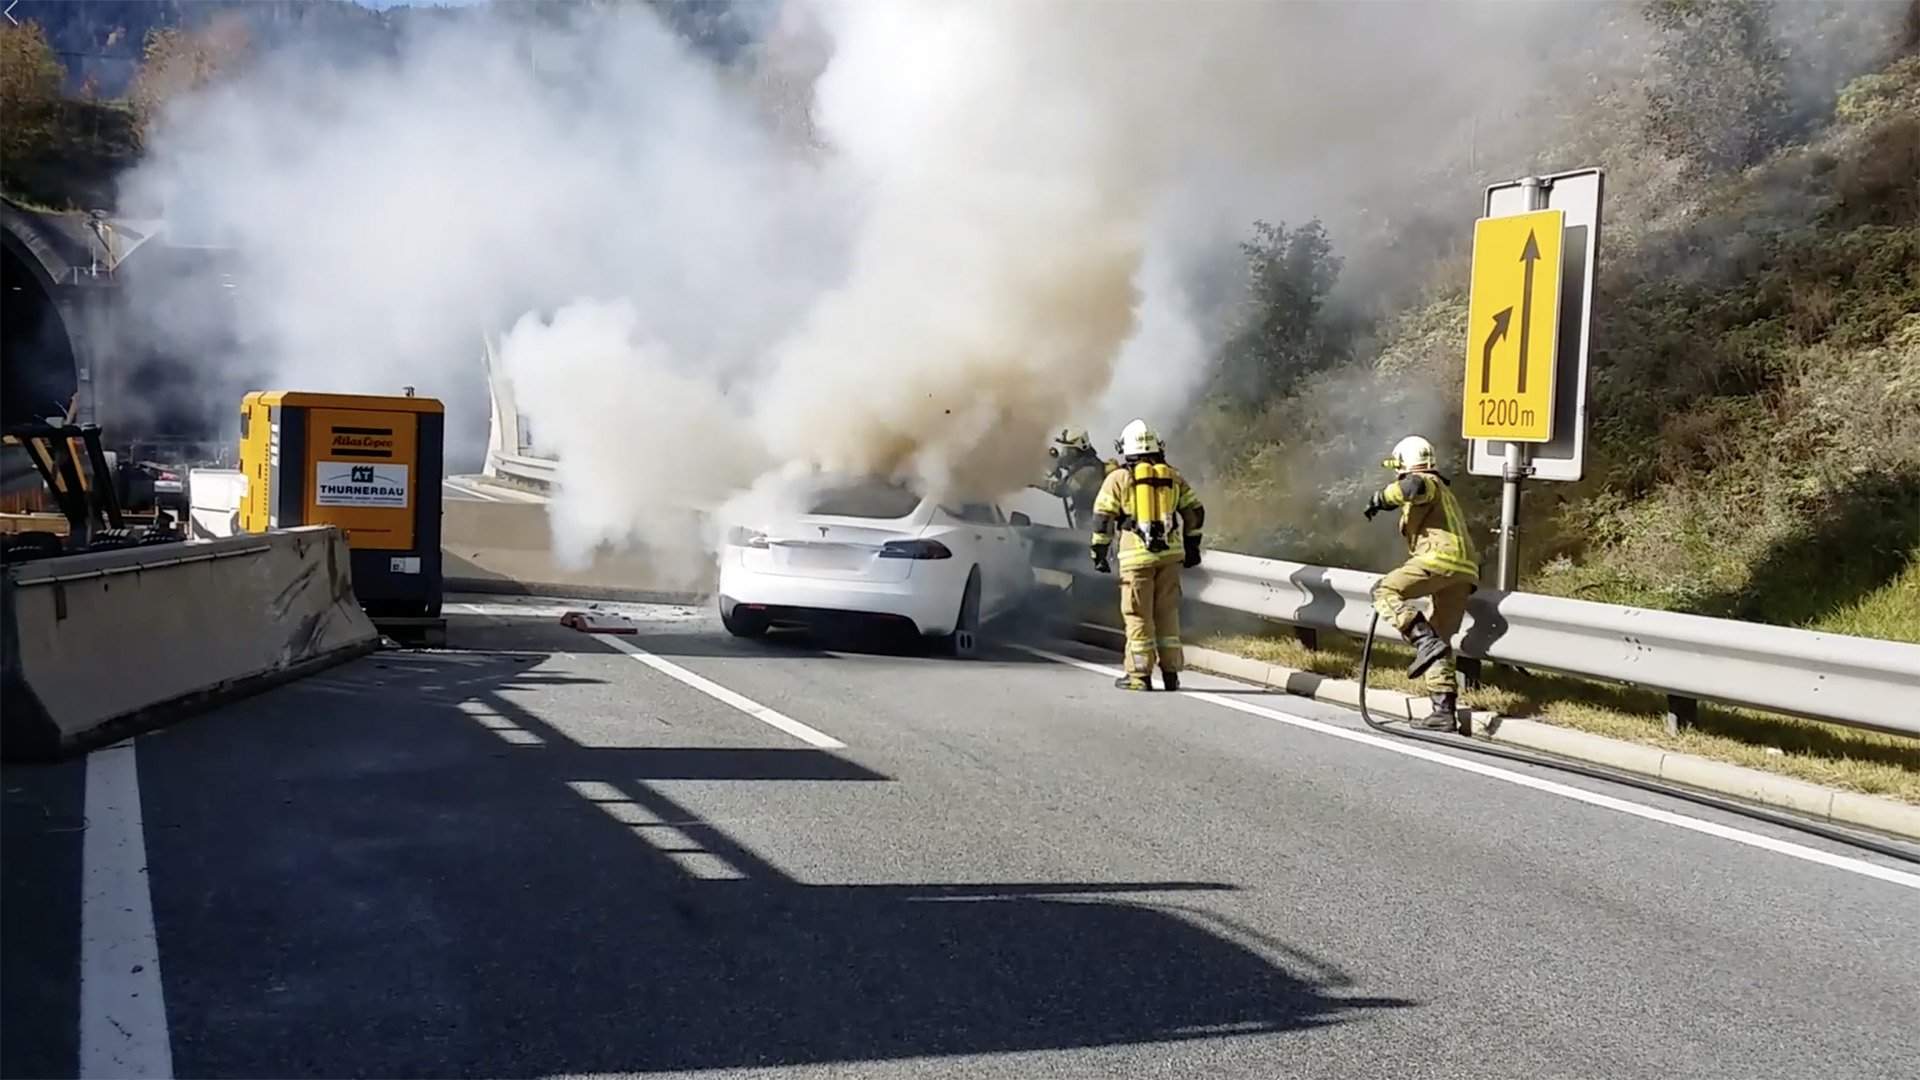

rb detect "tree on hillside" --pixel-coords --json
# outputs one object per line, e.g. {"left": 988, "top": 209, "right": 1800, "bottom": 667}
{"left": 1208, "top": 219, "right": 1346, "bottom": 407}
{"left": 1642, "top": 0, "right": 1792, "bottom": 176}
{"left": 131, "top": 16, "right": 251, "bottom": 145}
{"left": 0, "top": 21, "right": 66, "bottom": 191}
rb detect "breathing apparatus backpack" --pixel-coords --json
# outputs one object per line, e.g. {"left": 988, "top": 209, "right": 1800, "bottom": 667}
{"left": 1127, "top": 460, "right": 1177, "bottom": 553}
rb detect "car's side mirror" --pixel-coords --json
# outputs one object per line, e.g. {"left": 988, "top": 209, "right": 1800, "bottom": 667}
{"left": 1008, "top": 511, "right": 1032, "bottom": 527}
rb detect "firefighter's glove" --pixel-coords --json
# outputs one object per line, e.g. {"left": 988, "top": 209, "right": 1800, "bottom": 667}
{"left": 1363, "top": 492, "right": 1387, "bottom": 521}
{"left": 1182, "top": 534, "right": 1203, "bottom": 569}
{"left": 1090, "top": 545, "right": 1112, "bottom": 574}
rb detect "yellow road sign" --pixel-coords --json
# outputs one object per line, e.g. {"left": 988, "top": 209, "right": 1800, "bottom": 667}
{"left": 1463, "top": 209, "right": 1563, "bottom": 442}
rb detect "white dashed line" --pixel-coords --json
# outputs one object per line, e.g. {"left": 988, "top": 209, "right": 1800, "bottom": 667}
{"left": 448, "top": 602, "right": 810, "bottom": 746}
{"left": 600, "top": 635, "right": 846, "bottom": 750}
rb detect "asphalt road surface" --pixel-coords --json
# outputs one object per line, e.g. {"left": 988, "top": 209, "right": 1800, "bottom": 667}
{"left": 5, "top": 597, "right": 1917, "bottom": 1079}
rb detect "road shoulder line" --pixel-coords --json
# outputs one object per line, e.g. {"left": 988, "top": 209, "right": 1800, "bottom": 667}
{"left": 1068, "top": 622, "right": 1920, "bottom": 842}
{"left": 79, "top": 741, "right": 173, "bottom": 1079}
{"left": 1015, "top": 643, "right": 1920, "bottom": 891}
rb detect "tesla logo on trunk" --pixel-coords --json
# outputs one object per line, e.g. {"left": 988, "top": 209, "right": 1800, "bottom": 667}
{"left": 818, "top": 526, "right": 830, "bottom": 538}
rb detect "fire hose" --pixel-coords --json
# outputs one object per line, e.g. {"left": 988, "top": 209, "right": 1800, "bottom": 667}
{"left": 1356, "top": 612, "right": 1920, "bottom": 865}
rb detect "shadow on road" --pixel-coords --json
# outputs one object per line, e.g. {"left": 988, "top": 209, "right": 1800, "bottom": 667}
{"left": 104, "top": 650, "right": 1416, "bottom": 1076}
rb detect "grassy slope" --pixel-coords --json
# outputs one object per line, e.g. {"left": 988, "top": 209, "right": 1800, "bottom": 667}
{"left": 1206, "top": 56, "right": 1920, "bottom": 646}
{"left": 1192, "top": 56, "right": 1919, "bottom": 791}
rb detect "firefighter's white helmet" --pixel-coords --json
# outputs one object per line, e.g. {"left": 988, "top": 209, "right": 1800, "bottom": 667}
{"left": 1118, "top": 418, "right": 1164, "bottom": 458}
{"left": 1386, "top": 434, "right": 1437, "bottom": 473}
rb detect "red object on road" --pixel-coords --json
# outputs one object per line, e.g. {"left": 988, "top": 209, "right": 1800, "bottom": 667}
{"left": 559, "top": 610, "right": 639, "bottom": 635}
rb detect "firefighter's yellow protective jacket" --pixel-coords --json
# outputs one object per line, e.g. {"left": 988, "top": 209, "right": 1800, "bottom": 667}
{"left": 1378, "top": 471, "right": 1479, "bottom": 579}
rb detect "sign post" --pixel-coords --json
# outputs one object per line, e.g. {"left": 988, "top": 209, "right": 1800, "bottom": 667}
{"left": 1464, "top": 168, "right": 1603, "bottom": 591}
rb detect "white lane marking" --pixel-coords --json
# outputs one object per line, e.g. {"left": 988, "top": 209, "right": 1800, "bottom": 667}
{"left": 80, "top": 742, "right": 173, "bottom": 1079}
{"left": 1015, "top": 644, "right": 1920, "bottom": 891}
{"left": 442, "top": 478, "right": 500, "bottom": 502}
{"left": 601, "top": 635, "right": 846, "bottom": 750}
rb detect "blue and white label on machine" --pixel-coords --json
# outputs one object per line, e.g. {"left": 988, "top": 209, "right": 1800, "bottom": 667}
{"left": 315, "top": 462, "right": 410, "bottom": 508}
{"left": 388, "top": 556, "right": 422, "bottom": 574}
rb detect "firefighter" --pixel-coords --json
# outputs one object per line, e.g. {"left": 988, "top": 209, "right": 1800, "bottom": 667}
{"left": 1041, "top": 427, "right": 1114, "bottom": 527}
{"left": 1364, "top": 434, "right": 1479, "bottom": 729}
{"left": 1089, "top": 419, "right": 1205, "bottom": 691}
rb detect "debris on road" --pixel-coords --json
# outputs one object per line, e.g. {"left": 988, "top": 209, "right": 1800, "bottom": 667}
{"left": 560, "top": 609, "right": 639, "bottom": 635}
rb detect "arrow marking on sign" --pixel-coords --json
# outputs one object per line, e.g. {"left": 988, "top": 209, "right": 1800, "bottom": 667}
{"left": 1516, "top": 229, "right": 1541, "bottom": 394}
{"left": 1481, "top": 307, "right": 1512, "bottom": 394}
{"left": 3, "top": 1, "right": 18, "bottom": 27}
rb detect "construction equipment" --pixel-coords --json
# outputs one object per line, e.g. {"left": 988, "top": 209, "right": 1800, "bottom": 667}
{"left": 0, "top": 421, "right": 183, "bottom": 564}
{"left": 237, "top": 391, "right": 445, "bottom": 636}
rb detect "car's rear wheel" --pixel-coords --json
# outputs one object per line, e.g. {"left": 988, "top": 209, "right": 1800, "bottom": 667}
{"left": 936, "top": 568, "right": 982, "bottom": 658}
{"left": 721, "top": 601, "right": 770, "bottom": 639}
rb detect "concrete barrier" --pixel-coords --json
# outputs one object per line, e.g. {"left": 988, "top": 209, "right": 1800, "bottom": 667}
{"left": 441, "top": 498, "right": 711, "bottom": 602}
{"left": 1, "top": 526, "right": 377, "bottom": 760}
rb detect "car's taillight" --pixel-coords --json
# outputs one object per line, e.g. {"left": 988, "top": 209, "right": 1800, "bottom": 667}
{"left": 878, "top": 539, "right": 951, "bottom": 560}
{"left": 727, "top": 527, "right": 769, "bottom": 549}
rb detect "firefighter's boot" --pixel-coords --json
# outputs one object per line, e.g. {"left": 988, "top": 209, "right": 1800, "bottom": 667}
{"left": 1115, "top": 674, "right": 1152, "bottom": 692}
{"left": 1161, "top": 670, "right": 1180, "bottom": 692}
{"left": 1413, "top": 692, "right": 1458, "bottom": 731}
{"left": 1404, "top": 614, "right": 1451, "bottom": 679}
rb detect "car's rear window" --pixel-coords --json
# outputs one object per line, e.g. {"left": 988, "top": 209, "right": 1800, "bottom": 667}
{"left": 808, "top": 481, "right": 923, "bottom": 519}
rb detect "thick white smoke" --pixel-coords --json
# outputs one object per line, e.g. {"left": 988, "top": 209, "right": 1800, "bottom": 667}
{"left": 496, "top": 298, "right": 764, "bottom": 571}
{"left": 134, "top": 0, "right": 1815, "bottom": 565}
{"left": 123, "top": 4, "right": 848, "bottom": 487}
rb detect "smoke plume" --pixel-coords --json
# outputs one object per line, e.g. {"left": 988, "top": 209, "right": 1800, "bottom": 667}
{"left": 120, "top": 0, "right": 1904, "bottom": 567}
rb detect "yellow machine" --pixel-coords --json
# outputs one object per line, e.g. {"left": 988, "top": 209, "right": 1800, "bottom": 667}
{"left": 238, "top": 391, "right": 444, "bottom": 618}
{"left": 1128, "top": 460, "right": 1175, "bottom": 552}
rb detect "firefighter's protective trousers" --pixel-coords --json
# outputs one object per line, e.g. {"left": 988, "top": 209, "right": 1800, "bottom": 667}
{"left": 1121, "top": 562, "right": 1184, "bottom": 679}
{"left": 1090, "top": 462, "right": 1204, "bottom": 682}
{"left": 1372, "top": 563, "right": 1474, "bottom": 693}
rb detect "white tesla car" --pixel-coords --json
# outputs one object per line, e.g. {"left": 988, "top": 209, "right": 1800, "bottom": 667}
{"left": 717, "top": 478, "right": 1061, "bottom": 653}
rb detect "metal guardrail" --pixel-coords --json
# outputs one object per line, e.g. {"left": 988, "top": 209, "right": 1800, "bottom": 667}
{"left": 485, "top": 451, "right": 558, "bottom": 488}
{"left": 1025, "top": 526, "right": 1920, "bottom": 738}
{"left": 470, "top": 454, "right": 1918, "bottom": 736}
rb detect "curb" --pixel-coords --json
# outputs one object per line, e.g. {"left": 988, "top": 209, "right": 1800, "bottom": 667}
{"left": 1065, "top": 623, "right": 1920, "bottom": 843}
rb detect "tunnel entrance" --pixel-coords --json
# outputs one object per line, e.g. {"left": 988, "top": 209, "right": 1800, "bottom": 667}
{"left": 2, "top": 239, "right": 82, "bottom": 513}
{"left": 2, "top": 239, "right": 79, "bottom": 429}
